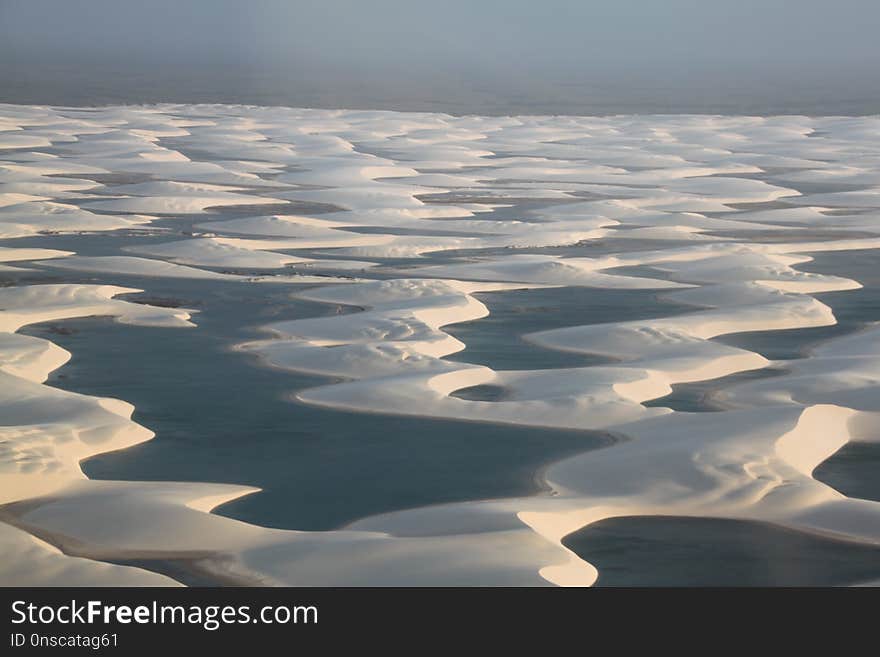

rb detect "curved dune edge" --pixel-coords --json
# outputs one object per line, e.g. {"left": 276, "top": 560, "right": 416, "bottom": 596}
{"left": 522, "top": 404, "right": 864, "bottom": 587}
{"left": 2, "top": 104, "right": 880, "bottom": 586}
{"left": 0, "top": 282, "right": 194, "bottom": 585}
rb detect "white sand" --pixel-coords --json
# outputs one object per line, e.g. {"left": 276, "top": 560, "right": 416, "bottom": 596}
{"left": 2, "top": 103, "right": 880, "bottom": 586}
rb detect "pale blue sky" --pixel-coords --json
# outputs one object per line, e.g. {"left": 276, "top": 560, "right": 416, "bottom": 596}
{"left": 1, "top": 0, "right": 878, "bottom": 113}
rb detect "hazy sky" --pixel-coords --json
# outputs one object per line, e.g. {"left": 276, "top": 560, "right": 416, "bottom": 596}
{"left": 1, "top": 0, "right": 878, "bottom": 114}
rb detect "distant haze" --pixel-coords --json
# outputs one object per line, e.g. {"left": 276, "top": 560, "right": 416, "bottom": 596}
{"left": 1, "top": 0, "right": 878, "bottom": 114}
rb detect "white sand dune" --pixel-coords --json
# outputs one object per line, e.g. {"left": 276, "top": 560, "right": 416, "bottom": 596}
{"left": 82, "top": 183, "right": 290, "bottom": 215}
{"left": 37, "top": 255, "right": 244, "bottom": 280}
{"left": 125, "top": 237, "right": 309, "bottom": 269}
{"left": 2, "top": 103, "right": 880, "bottom": 587}
{"left": 0, "top": 201, "right": 153, "bottom": 238}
